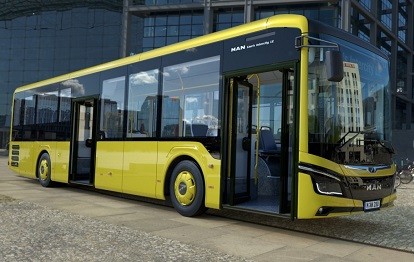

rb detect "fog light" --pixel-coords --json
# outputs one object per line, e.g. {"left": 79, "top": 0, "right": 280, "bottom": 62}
{"left": 316, "top": 206, "right": 334, "bottom": 216}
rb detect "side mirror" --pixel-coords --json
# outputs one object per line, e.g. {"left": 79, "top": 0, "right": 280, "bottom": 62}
{"left": 325, "top": 50, "right": 344, "bottom": 82}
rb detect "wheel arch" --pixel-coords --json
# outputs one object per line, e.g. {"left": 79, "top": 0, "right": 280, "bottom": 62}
{"left": 164, "top": 155, "right": 205, "bottom": 198}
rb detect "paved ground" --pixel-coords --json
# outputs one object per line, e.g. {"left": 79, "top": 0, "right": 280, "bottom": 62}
{"left": 1, "top": 153, "right": 414, "bottom": 261}
{"left": 212, "top": 182, "right": 414, "bottom": 253}
{"left": 0, "top": 197, "right": 245, "bottom": 262}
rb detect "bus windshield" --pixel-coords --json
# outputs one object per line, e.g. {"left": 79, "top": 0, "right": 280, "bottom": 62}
{"left": 308, "top": 34, "right": 393, "bottom": 166}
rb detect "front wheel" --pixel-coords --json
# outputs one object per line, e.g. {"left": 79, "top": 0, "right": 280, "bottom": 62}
{"left": 170, "top": 160, "right": 206, "bottom": 217}
{"left": 38, "top": 153, "right": 53, "bottom": 187}
{"left": 400, "top": 170, "right": 413, "bottom": 184}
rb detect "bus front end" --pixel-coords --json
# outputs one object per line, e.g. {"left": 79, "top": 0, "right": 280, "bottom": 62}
{"left": 298, "top": 22, "right": 396, "bottom": 218}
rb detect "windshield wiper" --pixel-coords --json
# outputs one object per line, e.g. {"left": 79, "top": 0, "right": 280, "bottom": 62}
{"left": 336, "top": 130, "right": 394, "bottom": 154}
{"left": 336, "top": 131, "right": 364, "bottom": 151}
{"left": 369, "top": 137, "right": 395, "bottom": 154}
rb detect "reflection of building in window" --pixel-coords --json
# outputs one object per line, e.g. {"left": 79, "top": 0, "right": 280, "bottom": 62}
{"left": 101, "top": 76, "right": 125, "bottom": 139}
{"left": 36, "top": 94, "right": 58, "bottom": 124}
{"left": 336, "top": 62, "right": 364, "bottom": 135}
{"left": 162, "top": 96, "right": 181, "bottom": 137}
{"left": 128, "top": 95, "right": 157, "bottom": 137}
{"left": 161, "top": 56, "right": 220, "bottom": 138}
{"left": 13, "top": 99, "right": 22, "bottom": 127}
{"left": 127, "top": 69, "right": 159, "bottom": 138}
{"left": 335, "top": 62, "right": 372, "bottom": 163}
{"left": 59, "top": 96, "right": 71, "bottom": 122}
{"left": 101, "top": 99, "right": 121, "bottom": 138}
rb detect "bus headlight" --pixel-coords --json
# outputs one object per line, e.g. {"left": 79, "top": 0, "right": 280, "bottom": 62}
{"left": 299, "top": 164, "right": 344, "bottom": 196}
{"left": 315, "top": 181, "right": 343, "bottom": 196}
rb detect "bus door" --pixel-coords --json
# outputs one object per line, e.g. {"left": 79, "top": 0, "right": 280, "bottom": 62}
{"left": 225, "top": 68, "right": 296, "bottom": 215}
{"left": 226, "top": 77, "right": 253, "bottom": 205}
{"left": 70, "top": 98, "right": 97, "bottom": 185}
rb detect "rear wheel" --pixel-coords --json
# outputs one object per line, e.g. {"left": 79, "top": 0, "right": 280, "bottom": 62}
{"left": 395, "top": 173, "right": 401, "bottom": 188}
{"left": 170, "top": 160, "right": 206, "bottom": 217}
{"left": 38, "top": 153, "right": 53, "bottom": 187}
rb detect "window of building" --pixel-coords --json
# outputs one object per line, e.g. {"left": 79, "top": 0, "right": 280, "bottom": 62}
{"left": 380, "top": 0, "right": 392, "bottom": 31}
{"left": 214, "top": 9, "right": 244, "bottom": 31}
{"left": 377, "top": 30, "right": 392, "bottom": 56}
{"left": 411, "top": 104, "right": 414, "bottom": 130}
{"left": 397, "top": 2, "right": 407, "bottom": 42}
{"left": 255, "top": 6, "right": 338, "bottom": 27}
{"left": 142, "top": 11, "right": 203, "bottom": 51}
{"left": 357, "top": 0, "right": 371, "bottom": 11}
{"left": 396, "top": 45, "right": 407, "bottom": 95}
{"left": 395, "top": 97, "right": 407, "bottom": 130}
{"left": 350, "top": 9, "right": 371, "bottom": 42}
{"left": 144, "top": 0, "right": 200, "bottom": 5}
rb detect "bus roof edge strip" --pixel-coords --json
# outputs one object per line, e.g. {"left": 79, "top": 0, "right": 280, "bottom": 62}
{"left": 14, "top": 14, "right": 308, "bottom": 93}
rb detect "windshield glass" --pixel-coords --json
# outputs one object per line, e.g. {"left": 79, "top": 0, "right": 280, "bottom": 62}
{"left": 308, "top": 34, "right": 392, "bottom": 165}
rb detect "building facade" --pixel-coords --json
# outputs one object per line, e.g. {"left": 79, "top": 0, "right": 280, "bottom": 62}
{"left": 1, "top": 0, "right": 414, "bottom": 160}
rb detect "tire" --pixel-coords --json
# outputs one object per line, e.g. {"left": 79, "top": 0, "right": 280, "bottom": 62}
{"left": 37, "top": 153, "right": 53, "bottom": 187}
{"left": 169, "top": 160, "right": 207, "bottom": 217}
{"left": 394, "top": 173, "right": 401, "bottom": 188}
{"left": 400, "top": 170, "right": 413, "bottom": 184}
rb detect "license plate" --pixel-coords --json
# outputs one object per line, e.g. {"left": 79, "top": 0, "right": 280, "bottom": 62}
{"left": 364, "top": 200, "right": 381, "bottom": 211}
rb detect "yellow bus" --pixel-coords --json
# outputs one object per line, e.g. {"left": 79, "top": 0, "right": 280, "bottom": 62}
{"left": 8, "top": 14, "right": 396, "bottom": 219}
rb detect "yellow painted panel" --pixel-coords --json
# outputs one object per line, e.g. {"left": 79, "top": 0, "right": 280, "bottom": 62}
{"left": 95, "top": 142, "right": 124, "bottom": 192}
{"left": 297, "top": 172, "right": 354, "bottom": 219}
{"left": 299, "top": 151, "right": 344, "bottom": 175}
{"left": 123, "top": 141, "right": 158, "bottom": 198}
{"left": 383, "top": 193, "right": 397, "bottom": 206}
{"left": 52, "top": 142, "right": 70, "bottom": 183}
{"left": 15, "top": 142, "right": 36, "bottom": 178}
{"left": 156, "top": 141, "right": 221, "bottom": 209}
{"left": 9, "top": 141, "right": 57, "bottom": 180}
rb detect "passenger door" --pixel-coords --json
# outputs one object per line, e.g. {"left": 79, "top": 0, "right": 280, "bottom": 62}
{"left": 224, "top": 67, "right": 297, "bottom": 216}
{"left": 227, "top": 77, "right": 253, "bottom": 205}
{"left": 70, "top": 98, "right": 97, "bottom": 185}
{"left": 94, "top": 74, "right": 126, "bottom": 193}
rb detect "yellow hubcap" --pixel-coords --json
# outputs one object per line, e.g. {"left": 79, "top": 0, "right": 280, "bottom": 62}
{"left": 174, "top": 171, "right": 196, "bottom": 206}
{"left": 39, "top": 159, "right": 49, "bottom": 181}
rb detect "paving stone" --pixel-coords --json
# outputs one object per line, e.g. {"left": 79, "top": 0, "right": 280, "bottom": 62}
{"left": 0, "top": 199, "right": 251, "bottom": 262}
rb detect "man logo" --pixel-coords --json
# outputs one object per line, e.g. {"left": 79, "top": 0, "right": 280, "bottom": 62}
{"left": 366, "top": 182, "right": 381, "bottom": 191}
{"left": 231, "top": 45, "right": 246, "bottom": 52}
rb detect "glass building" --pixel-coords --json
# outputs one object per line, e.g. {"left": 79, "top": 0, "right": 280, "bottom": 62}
{"left": 1, "top": 0, "right": 414, "bottom": 161}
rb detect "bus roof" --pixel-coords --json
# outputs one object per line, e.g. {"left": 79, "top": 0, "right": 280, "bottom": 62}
{"left": 14, "top": 14, "right": 308, "bottom": 93}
